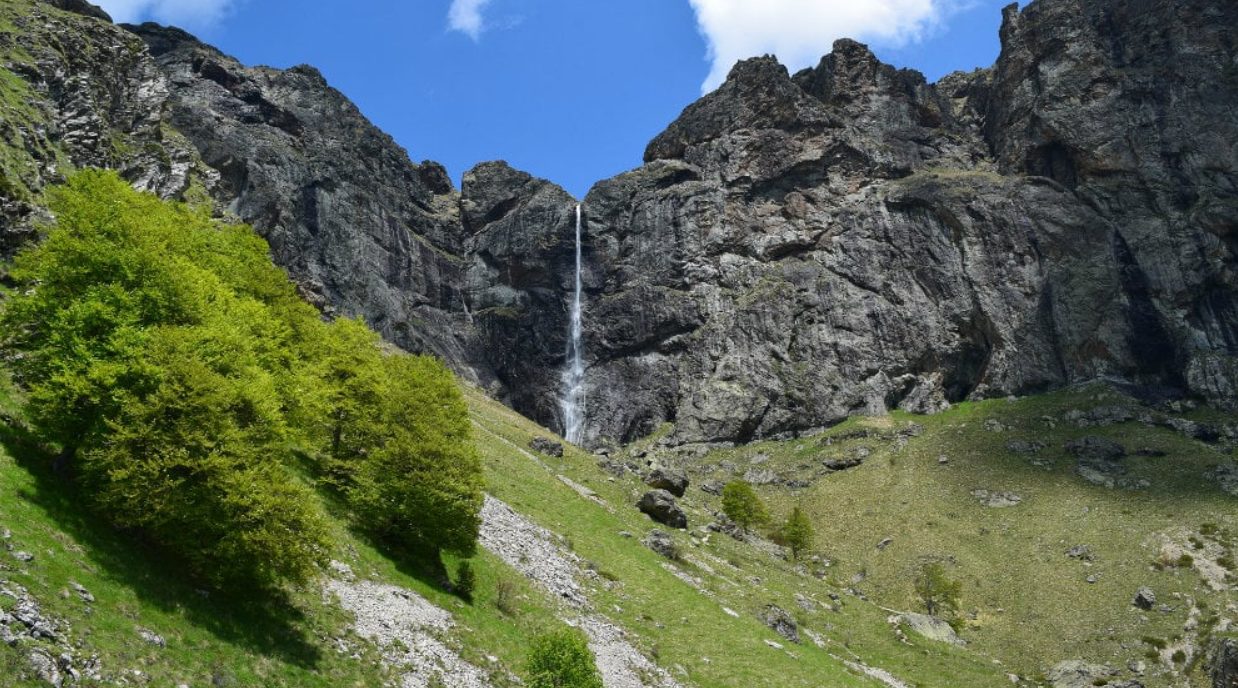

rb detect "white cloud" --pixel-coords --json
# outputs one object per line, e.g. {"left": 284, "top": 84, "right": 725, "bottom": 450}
{"left": 688, "top": 0, "right": 956, "bottom": 93}
{"left": 96, "top": 0, "right": 235, "bottom": 28}
{"left": 447, "top": 0, "right": 494, "bottom": 41}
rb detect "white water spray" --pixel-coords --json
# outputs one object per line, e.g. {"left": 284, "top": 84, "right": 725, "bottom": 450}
{"left": 560, "top": 204, "right": 586, "bottom": 444}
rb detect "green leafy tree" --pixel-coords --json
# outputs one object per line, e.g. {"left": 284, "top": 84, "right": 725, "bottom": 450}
{"left": 80, "top": 327, "right": 329, "bottom": 587}
{"left": 0, "top": 171, "right": 329, "bottom": 587}
{"left": 349, "top": 353, "right": 484, "bottom": 556}
{"left": 1, "top": 169, "right": 486, "bottom": 587}
{"left": 779, "top": 506, "right": 815, "bottom": 559}
{"left": 525, "top": 629, "right": 603, "bottom": 688}
{"left": 915, "top": 562, "right": 962, "bottom": 618}
{"left": 721, "top": 480, "right": 768, "bottom": 531}
{"left": 300, "top": 317, "right": 389, "bottom": 486}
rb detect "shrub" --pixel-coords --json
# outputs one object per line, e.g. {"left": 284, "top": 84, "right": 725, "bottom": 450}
{"left": 78, "top": 328, "right": 329, "bottom": 587}
{"left": 495, "top": 576, "right": 519, "bottom": 616}
{"left": 525, "top": 629, "right": 603, "bottom": 688}
{"left": 915, "top": 562, "right": 962, "bottom": 618}
{"left": 721, "top": 480, "right": 768, "bottom": 531}
{"left": 1, "top": 171, "right": 330, "bottom": 587}
{"left": 779, "top": 506, "right": 815, "bottom": 559}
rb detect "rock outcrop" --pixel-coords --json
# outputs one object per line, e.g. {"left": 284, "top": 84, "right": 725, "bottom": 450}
{"left": 570, "top": 0, "right": 1237, "bottom": 444}
{"left": 0, "top": 0, "right": 210, "bottom": 253}
{"left": 1, "top": 0, "right": 1234, "bottom": 448}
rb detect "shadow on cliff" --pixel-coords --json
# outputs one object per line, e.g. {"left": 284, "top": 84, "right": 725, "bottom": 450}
{"left": 0, "top": 420, "right": 324, "bottom": 669}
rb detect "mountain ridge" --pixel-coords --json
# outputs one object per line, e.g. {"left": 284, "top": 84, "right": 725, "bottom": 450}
{"left": 1, "top": 0, "right": 1235, "bottom": 449}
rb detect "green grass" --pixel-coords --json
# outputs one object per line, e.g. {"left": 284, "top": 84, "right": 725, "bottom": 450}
{"left": 625, "top": 385, "right": 1235, "bottom": 686}
{"left": 2, "top": 363, "right": 1232, "bottom": 687}
{"left": 464, "top": 386, "right": 1005, "bottom": 688}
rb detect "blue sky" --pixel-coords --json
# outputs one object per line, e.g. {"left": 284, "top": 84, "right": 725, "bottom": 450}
{"left": 98, "top": 0, "right": 1026, "bottom": 198}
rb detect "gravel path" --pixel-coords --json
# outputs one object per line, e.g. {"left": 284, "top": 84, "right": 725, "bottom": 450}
{"left": 479, "top": 495, "right": 588, "bottom": 607}
{"left": 325, "top": 575, "right": 493, "bottom": 688}
{"left": 479, "top": 495, "right": 684, "bottom": 688}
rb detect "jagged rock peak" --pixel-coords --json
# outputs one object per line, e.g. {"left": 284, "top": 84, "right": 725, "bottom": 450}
{"left": 643, "top": 54, "right": 832, "bottom": 163}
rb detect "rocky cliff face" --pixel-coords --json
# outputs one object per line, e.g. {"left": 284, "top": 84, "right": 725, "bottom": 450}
{"left": 569, "top": 0, "right": 1237, "bottom": 445}
{"left": 2, "top": 0, "right": 1234, "bottom": 448}
{"left": 0, "top": 0, "right": 209, "bottom": 253}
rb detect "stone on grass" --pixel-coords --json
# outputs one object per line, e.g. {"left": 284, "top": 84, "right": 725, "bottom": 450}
{"left": 644, "top": 468, "right": 689, "bottom": 497}
{"left": 893, "top": 613, "right": 965, "bottom": 646}
{"left": 1065, "top": 545, "right": 1094, "bottom": 561}
{"left": 637, "top": 490, "right": 687, "bottom": 529}
{"left": 758, "top": 604, "right": 799, "bottom": 643}
{"left": 1045, "top": 660, "right": 1116, "bottom": 688}
{"left": 643, "top": 529, "right": 679, "bottom": 559}
{"left": 971, "top": 489, "right": 1023, "bottom": 508}
{"left": 529, "top": 437, "right": 564, "bottom": 457}
{"left": 1133, "top": 587, "right": 1156, "bottom": 610}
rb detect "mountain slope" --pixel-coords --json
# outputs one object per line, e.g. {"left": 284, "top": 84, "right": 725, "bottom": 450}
{"left": 4, "top": 359, "right": 1235, "bottom": 687}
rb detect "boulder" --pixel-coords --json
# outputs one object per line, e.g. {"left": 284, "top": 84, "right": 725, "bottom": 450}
{"left": 1210, "top": 637, "right": 1238, "bottom": 688}
{"left": 823, "top": 456, "right": 864, "bottom": 471}
{"left": 758, "top": 604, "right": 799, "bottom": 643}
{"left": 1208, "top": 462, "right": 1238, "bottom": 498}
{"left": 529, "top": 437, "right": 564, "bottom": 457}
{"left": 1066, "top": 436, "right": 1128, "bottom": 488}
{"left": 893, "top": 612, "right": 965, "bottom": 646}
{"left": 971, "top": 489, "right": 1023, "bottom": 508}
{"left": 743, "top": 468, "right": 779, "bottom": 486}
{"left": 1006, "top": 439, "right": 1046, "bottom": 454}
{"left": 642, "top": 529, "right": 679, "bottom": 559}
{"left": 636, "top": 490, "right": 687, "bottom": 529}
{"left": 1045, "top": 660, "right": 1116, "bottom": 688}
{"left": 1065, "top": 436, "right": 1126, "bottom": 461}
{"left": 1132, "top": 587, "right": 1156, "bottom": 610}
{"left": 1065, "top": 545, "right": 1094, "bottom": 561}
{"left": 643, "top": 468, "right": 688, "bottom": 497}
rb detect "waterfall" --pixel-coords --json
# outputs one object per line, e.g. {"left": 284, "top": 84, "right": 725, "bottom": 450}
{"left": 560, "top": 204, "right": 586, "bottom": 444}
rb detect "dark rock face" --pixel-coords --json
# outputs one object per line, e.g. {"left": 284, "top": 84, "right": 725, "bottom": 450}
{"left": 2, "top": 0, "right": 1234, "bottom": 448}
{"left": 528, "top": 437, "right": 564, "bottom": 458}
{"left": 40, "top": 0, "right": 110, "bottom": 22}
{"left": 1211, "top": 638, "right": 1238, "bottom": 688}
{"left": 124, "top": 23, "right": 489, "bottom": 378}
{"left": 570, "top": 0, "right": 1237, "bottom": 445}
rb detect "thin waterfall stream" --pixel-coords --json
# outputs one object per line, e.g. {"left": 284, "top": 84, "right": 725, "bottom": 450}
{"left": 560, "top": 204, "right": 585, "bottom": 444}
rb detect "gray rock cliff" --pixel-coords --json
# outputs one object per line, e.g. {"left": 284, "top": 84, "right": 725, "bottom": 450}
{"left": 0, "top": 0, "right": 1233, "bottom": 447}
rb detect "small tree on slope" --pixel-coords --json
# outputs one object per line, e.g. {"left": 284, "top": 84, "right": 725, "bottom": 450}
{"left": 780, "top": 506, "right": 815, "bottom": 559}
{"left": 721, "top": 480, "right": 768, "bottom": 532}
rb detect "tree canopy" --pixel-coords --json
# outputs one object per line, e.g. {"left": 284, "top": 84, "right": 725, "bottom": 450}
{"left": 1, "top": 170, "right": 483, "bottom": 587}
{"left": 721, "top": 480, "right": 768, "bottom": 532}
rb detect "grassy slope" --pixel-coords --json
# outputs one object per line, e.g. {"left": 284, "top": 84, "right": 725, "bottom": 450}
{"left": 465, "top": 386, "right": 1004, "bottom": 688}
{"left": 2, "top": 365, "right": 1233, "bottom": 687}
{"left": 633, "top": 385, "right": 1237, "bottom": 686}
